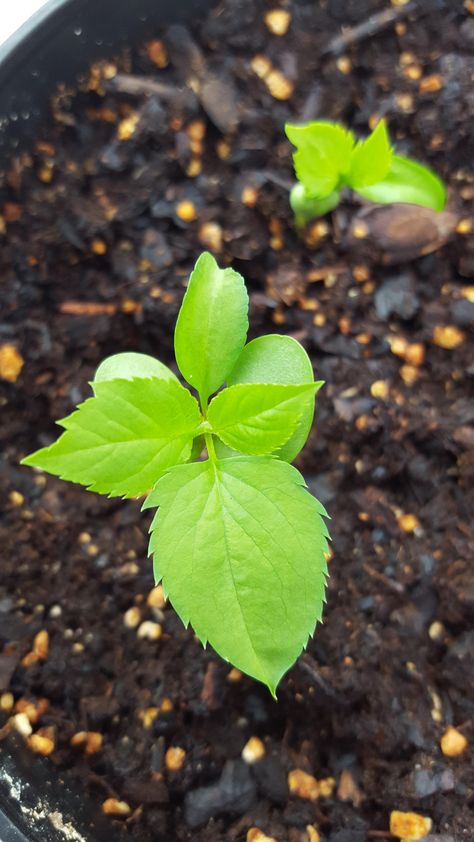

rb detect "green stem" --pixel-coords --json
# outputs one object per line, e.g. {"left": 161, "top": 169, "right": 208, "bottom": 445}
{"left": 290, "top": 182, "right": 341, "bottom": 229}
{"left": 205, "top": 431, "right": 217, "bottom": 464}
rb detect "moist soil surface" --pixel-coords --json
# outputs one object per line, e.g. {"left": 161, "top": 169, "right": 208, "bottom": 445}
{"left": 1, "top": 1, "right": 473, "bottom": 840}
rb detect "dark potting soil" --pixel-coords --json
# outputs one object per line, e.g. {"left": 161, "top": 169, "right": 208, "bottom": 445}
{"left": 1, "top": 1, "right": 473, "bottom": 840}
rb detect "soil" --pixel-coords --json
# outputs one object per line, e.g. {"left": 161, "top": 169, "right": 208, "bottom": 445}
{"left": 1, "top": 1, "right": 473, "bottom": 840}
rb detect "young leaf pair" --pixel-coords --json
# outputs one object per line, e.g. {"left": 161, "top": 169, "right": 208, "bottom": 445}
{"left": 286, "top": 118, "right": 446, "bottom": 226}
{"left": 22, "top": 252, "right": 329, "bottom": 695}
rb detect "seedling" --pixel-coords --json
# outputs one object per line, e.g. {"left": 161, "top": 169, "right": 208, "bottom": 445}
{"left": 286, "top": 118, "right": 446, "bottom": 227}
{"left": 22, "top": 252, "right": 329, "bottom": 695}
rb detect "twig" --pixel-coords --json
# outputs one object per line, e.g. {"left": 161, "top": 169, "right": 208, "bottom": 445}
{"left": 362, "top": 562, "right": 405, "bottom": 595}
{"left": 108, "top": 73, "right": 188, "bottom": 102}
{"left": 323, "top": 2, "right": 419, "bottom": 55}
{"left": 299, "top": 653, "right": 349, "bottom": 705}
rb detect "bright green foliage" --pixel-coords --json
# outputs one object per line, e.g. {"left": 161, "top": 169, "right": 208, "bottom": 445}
{"left": 144, "top": 457, "right": 329, "bottom": 696}
{"left": 348, "top": 119, "right": 392, "bottom": 188}
{"left": 94, "top": 351, "right": 177, "bottom": 385}
{"left": 22, "top": 378, "right": 201, "bottom": 498}
{"left": 285, "top": 118, "right": 446, "bottom": 224}
{"left": 208, "top": 382, "right": 323, "bottom": 455}
{"left": 174, "top": 251, "right": 248, "bottom": 405}
{"left": 227, "top": 334, "right": 316, "bottom": 463}
{"left": 356, "top": 154, "right": 446, "bottom": 211}
{"left": 285, "top": 121, "right": 355, "bottom": 198}
{"left": 22, "top": 252, "right": 329, "bottom": 694}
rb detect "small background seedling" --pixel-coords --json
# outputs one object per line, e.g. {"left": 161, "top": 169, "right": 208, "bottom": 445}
{"left": 22, "top": 252, "right": 330, "bottom": 695}
{"left": 286, "top": 118, "right": 446, "bottom": 227}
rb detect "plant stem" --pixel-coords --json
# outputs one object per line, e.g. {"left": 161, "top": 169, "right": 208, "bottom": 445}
{"left": 205, "top": 432, "right": 217, "bottom": 464}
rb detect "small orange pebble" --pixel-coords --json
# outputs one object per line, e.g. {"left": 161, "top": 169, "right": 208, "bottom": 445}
{"left": 38, "top": 165, "right": 54, "bottom": 183}
{"left": 389, "top": 810, "right": 432, "bottom": 840}
{"left": 404, "top": 64, "right": 422, "bottom": 81}
{"left": 419, "top": 74, "right": 444, "bottom": 93}
{"left": 432, "top": 325, "right": 465, "bottom": 349}
{"left": 0, "top": 344, "right": 24, "bottom": 383}
{"left": 336, "top": 56, "right": 352, "bottom": 74}
{"left": 395, "top": 92, "right": 415, "bottom": 113}
{"left": 405, "top": 343, "right": 425, "bottom": 366}
{"left": 440, "top": 725, "right": 468, "bottom": 757}
{"left": 227, "top": 667, "right": 242, "bottom": 683}
{"left": 400, "top": 364, "right": 420, "bottom": 386}
{"left": 137, "top": 621, "right": 162, "bottom": 641}
{"left": 186, "top": 158, "right": 202, "bottom": 178}
{"left": 306, "top": 827, "right": 321, "bottom": 842}
{"left": 216, "top": 139, "right": 231, "bottom": 160}
{"left": 146, "top": 39, "right": 168, "bottom": 68}
{"left": 0, "top": 693, "right": 14, "bottom": 712}
{"left": 175, "top": 199, "right": 198, "bottom": 222}
{"left": 355, "top": 332, "right": 371, "bottom": 345}
{"left": 91, "top": 238, "right": 107, "bottom": 255}
{"left": 250, "top": 54, "right": 273, "bottom": 80}
{"left": 352, "top": 221, "right": 369, "bottom": 239}
{"left": 15, "top": 698, "right": 49, "bottom": 724}
{"left": 242, "top": 736, "right": 266, "bottom": 764}
{"left": 147, "top": 585, "right": 166, "bottom": 610}
{"left": 313, "top": 313, "right": 326, "bottom": 327}
{"left": 288, "top": 769, "right": 319, "bottom": 801}
{"left": 165, "top": 746, "right": 186, "bottom": 772}
{"left": 186, "top": 119, "right": 206, "bottom": 142}
{"left": 370, "top": 380, "right": 389, "bottom": 399}
{"left": 21, "top": 652, "right": 39, "bottom": 669}
{"left": 461, "top": 285, "right": 474, "bottom": 302}
{"left": 456, "top": 218, "right": 472, "bottom": 235}
{"left": 138, "top": 707, "right": 159, "bottom": 728}
{"left": 33, "top": 630, "right": 49, "bottom": 660}
{"left": 305, "top": 220, "right": 329, "bottom": 247}
{"left": 28, "top": 733, "right": 55, "bottom": 756}
{"left": 352, "top": 264, "right": 370, "bottom": 283}
{"left": 355, "top": 415, "right": 369, "bottom": 431}
{"left": 265, "top": 69, "right": 294, "bottom": 100}
{"left": 199, "top": 221, "right": 223, "bottom": 252}
{"left": 9, "top": 490, "right": 24, "bottom": 506}
{"left": 102, "top": 798, "right": 131, "bottom": 817}
{"left": 247, "top": 829, "right": 278, "bottom": 842}
{"left": 338, "top": 317, "right": 351, "bottom": 335}
{"left": 318, "top": 777, "right": 336, "bottom": 797}
{"left": 358, "top": 512, "right": 370, "bottom": 523}
{"left": 159, "top": 697, "right": 173, "bottom": 713}
{"left": 102, "top": 63, "right": 117, "bottom": 80}
{"left": 398, "top": 513, "right": 420, "bottom": 533}
{"left": 71, "top": 730, "right": 103, "bottom": 754}
{"left": 117, "top": 112, "right": 139, "bottom": 141}
{"left": 241, "top": 185, "right": 259, "bottom": 207}
{"left": 264, "top": 8, "right": 291, "bottom": 35}
{"left": 399, "top": 51, "right": 416, "bottom": 67}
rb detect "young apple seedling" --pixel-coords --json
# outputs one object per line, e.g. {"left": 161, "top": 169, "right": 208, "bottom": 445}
{"left": 22, "top": 252, "right": 329, "bottom": 696}
{"left": 286, "top": 118, "right": 446, "bottom": 227}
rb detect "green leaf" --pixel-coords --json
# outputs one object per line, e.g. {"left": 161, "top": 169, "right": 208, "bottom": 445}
{"left": 144, "top": 457, "right": 329, "bottom": 694}
{"left": 348, "top": 119, "right": 392, "bottom": 188}
{"left": 94, "top": 352, "right": 177, "bottom": 386}
{"left": 21, "top": 378, "right": 201, "bottom": 498}
{"left": 356, "top": 154, "right": 446, "bottom": 211}
{"left": 174, "top": 252, "right": 249, "bottom": 403}
{"left": 208, "top": 382, "right": 322, "bottom": 455}
{"left": 285, "top": 121, "right": 355, "bottom": 198}
{"left": 227, "top": 335, "right": 317, "bottom": 462}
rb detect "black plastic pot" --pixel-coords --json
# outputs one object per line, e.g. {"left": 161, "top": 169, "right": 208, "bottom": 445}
{"left": 0, "top": 0, "right": 210, "bottom": 159}
{"left": 0, "top": 1, "right": 212, "bottom": 836}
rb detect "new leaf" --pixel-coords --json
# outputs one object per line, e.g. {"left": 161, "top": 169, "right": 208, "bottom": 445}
{"left": 22, "top": 378, "right": 201, "bottom": 498}
{"left": 356, "top": 154, "right": 446, "bottom": 212}
{"left": 285, "top": 121, "right": 355, "bottom": 198}
{"left": 145, "top": 457, "right": 329, "bottom": 695}
{"left": 348, "top": 119, "right": 392, "bottom": 188}
{"left": 174, "top": 252, "right": 249, "bottom": 404}
{"left": 208, "top": 382, "right": 323, "bottom": 455}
